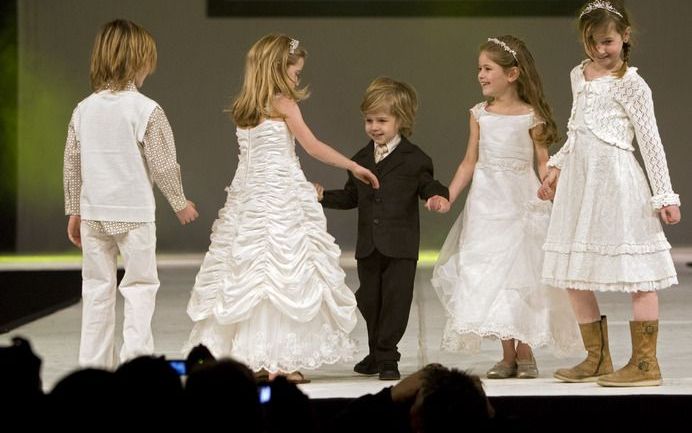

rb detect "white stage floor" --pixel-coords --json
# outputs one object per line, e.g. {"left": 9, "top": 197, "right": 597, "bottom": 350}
{"left": 2, "top": 252, "right": 692, "bottom": 398}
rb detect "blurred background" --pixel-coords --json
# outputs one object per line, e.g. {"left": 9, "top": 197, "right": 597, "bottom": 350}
{"left": 1, "top": 0, "right": 689, "bottom": 255}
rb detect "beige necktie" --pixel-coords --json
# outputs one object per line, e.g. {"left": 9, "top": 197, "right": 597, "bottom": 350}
{"left": 375, "top": 143, "right": 389, "bottom": 163}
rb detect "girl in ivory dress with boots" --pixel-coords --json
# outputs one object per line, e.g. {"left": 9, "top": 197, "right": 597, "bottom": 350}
{"left": 184, "top": 34, "right": 379, "bottom": 383}
{"left": 432, "top": 36, "right": 580, "bottom": 379}
{"left": 539, "top": 0, "right": 681, "bottom": 387}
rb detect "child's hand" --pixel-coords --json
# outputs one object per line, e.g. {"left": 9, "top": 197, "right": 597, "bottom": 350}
{"left": 350, "top": 164, "right": 380, "bottom": 189}
{"left": 659, "top": 205, "right": 681, "bottom": 225}
{"left": 425, "top": 195, "right": 450, "bottom": 213}
{"left": 537, "top": 185, "right": 555, "bottom": 201}
{"left": 176, "top": 200, "right": 199, "bottom": 225}
{"left": 67, "top": 215, "right": 82, "bottom": 248}
{"left": 312, "top": 182, "right": 324, "bottom": 201}
{"left": 537, "top": 168, "right": 559, "bottom": 201}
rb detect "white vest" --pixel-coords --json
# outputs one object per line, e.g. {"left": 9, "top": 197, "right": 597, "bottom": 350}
{"left": 74, "top": 91, "right": 159, "bottom": 222}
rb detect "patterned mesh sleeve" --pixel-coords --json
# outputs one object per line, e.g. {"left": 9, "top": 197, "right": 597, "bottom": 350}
{"left": 63, "top": 117, "right": 81, "bottom": 215}
{"left": 143, "top": 107, "right": 188, "bottom": 213}
{"left": 615, "top": 76, "right": 680, "bottom": 210}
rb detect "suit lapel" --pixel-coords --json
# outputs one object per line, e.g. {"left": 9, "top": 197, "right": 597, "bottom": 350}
{"left": 357, "top": 141, "right": 377, "bottom": 172}
{"left": 377, "top": 138, "right": 411, "bottom": 178}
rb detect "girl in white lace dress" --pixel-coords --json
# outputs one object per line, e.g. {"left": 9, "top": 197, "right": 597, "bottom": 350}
{"left": 538, "top": 0, "right": 681, "bottom": 387}
{"left": 184, "top": 34, "right": 379, "bottom": 383}
{"left": 432, "top": 36, "right": 580, "bottom": 380}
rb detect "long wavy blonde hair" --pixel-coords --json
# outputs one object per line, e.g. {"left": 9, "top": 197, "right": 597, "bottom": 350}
{"left": 89, "top": 19, "right": 157, "bottom": 91}
{"left": 480, "top": 35, "right": 559, "bottom": 147}
{"left": 231, "top": 34, "right": 309, "bottom": 128}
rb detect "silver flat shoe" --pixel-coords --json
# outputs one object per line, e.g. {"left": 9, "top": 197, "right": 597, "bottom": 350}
{"left": 486, "top": 361, "right": 517, "bottom": 379}
{"left": 516, "top": 356, "right": 539, "bottom": 379}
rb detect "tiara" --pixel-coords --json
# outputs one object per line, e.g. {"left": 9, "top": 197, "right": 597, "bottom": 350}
{"left": 487, "top": 38, "right": 518, "bottom": 62}
{"left": 579, "top": 1, "right": 623, "bottom": 19}
{"left": 289, "top": 38, "right": 299, "bottom": 54}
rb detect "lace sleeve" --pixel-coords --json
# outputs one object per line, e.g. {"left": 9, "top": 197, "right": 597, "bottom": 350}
{"left": 615, "top": 75, "right": 680, "bottom": 210}
{"left": 547, "top": 138, "right": 571, "bottom": 169}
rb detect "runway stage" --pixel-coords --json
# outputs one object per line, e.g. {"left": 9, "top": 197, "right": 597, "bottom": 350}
{"left": 2, "top": 251, "right": 691, "bottom": 400}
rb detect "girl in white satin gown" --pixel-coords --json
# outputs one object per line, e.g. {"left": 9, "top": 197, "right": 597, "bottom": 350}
{"left": 184, "top": 34, "right": 379, "bottom": 382}
{"left": 431, "top": 36, "right": 580, "bottom": 379}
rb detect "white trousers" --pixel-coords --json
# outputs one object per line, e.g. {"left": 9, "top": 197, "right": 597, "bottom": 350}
{"left": 79, "top": 222, "right": 159, "bottom": 369}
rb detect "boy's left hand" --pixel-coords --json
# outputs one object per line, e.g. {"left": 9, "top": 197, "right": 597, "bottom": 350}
{"left": 425, "top": 195, "right": 450, "bottom": 213}
{"left": 176, "top": 200, "right": 199, "bottom": 225}
{"left": 312, "top": 182, "right": 324, "bottom": 201}
{"left": 67, "top": 215, "right": 82, "bottom": 248}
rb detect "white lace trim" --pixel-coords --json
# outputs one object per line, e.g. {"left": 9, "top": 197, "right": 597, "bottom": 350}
{"left": 184, "top": 322, "right": 357, "bottom": 373}
{"left": 441, "top": 323, "right": 581, "bottom": 358}
{"left": 651, "top": 193, "right": 680, "bottom": 210}
{"left": 542, "top": 276, "right": 678, "bottom": 293}
{"left": 543, "top": 239, "right": 671, "bottom": 255}
{"left": 547, "top": 134, "right": 573, "bottom": 169}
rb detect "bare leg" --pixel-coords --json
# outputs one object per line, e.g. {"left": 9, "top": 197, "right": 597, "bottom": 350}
{"left": 516, "top": 341, "right": 533, "bottom": 360}
{"left": 632, "top": 291, "right": 659, "bottom": 321}
{"left": 487, "top": 339, "right": 519, "bottom": 378}
{"left": 567, "top": 289, "right": 601, "bottom": 323}
{"left": 500, "top": 339, "right": 517, "bottom": 365}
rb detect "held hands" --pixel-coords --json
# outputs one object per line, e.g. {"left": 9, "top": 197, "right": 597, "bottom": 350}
{"left": 176, "top": 200, "right": 199, "bottom": 225}
{"left": 350, "top": 163, "right": 380, "bottom": 189}
{"left": 425, "top": 195, "right": 450, "bottom": 213}
{"left": 537, "top": 168, "right": 560, "bottom": 201}
{"left": 660, "top": 205, "right": 681, "bottom": 225}
{"left": 312, "top": 182, "right": 324, "bottom": 201}
{"left": 67, "top": 215, "right": 82, "bottom": 248}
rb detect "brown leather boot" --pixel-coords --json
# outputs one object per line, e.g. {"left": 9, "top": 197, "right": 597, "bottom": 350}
{"left": 597, "top": 320, "right": 662, "bottom": 387}
{"left": 554, "top": 315, "right": 613, "bottom": 382}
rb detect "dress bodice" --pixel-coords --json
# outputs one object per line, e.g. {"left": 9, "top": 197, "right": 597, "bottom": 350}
{"left": 233, "top": 120, "right": 300, "bottom": 187}
{"left": 471, "top": 102, "right": 539, "bottom": 171}
{"left": 236, "top": 119, "right": 297, "bottom": 163}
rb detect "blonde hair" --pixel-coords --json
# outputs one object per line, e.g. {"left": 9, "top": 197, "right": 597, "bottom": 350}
{"left": 89, "top": 19, "right": 157, "bottom": 91}
{"left": 480, "top": 35, "right": 559, "bottom": 147}
{"left": 360, "top": 77, "right": 418, "bottom": 137}
{"left": 231, "top": 34, "right": 309, "bottom": 128}
{"left": 578, "top": 0, "right": 631, "bottom": 78}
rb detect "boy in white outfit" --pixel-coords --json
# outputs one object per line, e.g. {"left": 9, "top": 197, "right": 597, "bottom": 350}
{"left": 63, "top": 19, "right": 198, "bottom": 369}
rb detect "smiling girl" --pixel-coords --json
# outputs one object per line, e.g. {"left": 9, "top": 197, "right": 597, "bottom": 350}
{"left": 431, "top": 36, "right": 580, "bottom": 379}
{"left": 539, "top": 0, "right": 681, "bottom": 387}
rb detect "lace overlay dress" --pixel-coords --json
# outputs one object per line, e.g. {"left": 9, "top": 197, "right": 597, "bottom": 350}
{"left": 184, "top": 120, "right": 357, "bottom": 372}
{"left": 543, "top": 64, "right": 679, "bottom": 292}
{"left": 432, "top": 103, "right": 581, "bottom": 355}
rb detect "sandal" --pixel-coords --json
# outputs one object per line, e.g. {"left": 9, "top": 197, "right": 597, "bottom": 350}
{"left": 286, "top": 371, "right": 311, "bottom": 384}
{"left": 254, "top": 369, "right": 270, "bottom": 381}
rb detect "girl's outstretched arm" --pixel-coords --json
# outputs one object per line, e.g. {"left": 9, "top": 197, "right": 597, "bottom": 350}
{"left": 447, "top": 113, "right": 480, "bottom": 205}
{"left": 274, "top": 96, "right": 379, "bottom": 189}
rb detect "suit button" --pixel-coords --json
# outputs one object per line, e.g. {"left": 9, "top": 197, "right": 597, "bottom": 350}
{"left": 375, "top": 197, "right": 382, "bottom": 203}
{"left": 373, "top": 218, "right": 380, "bottom": 225}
